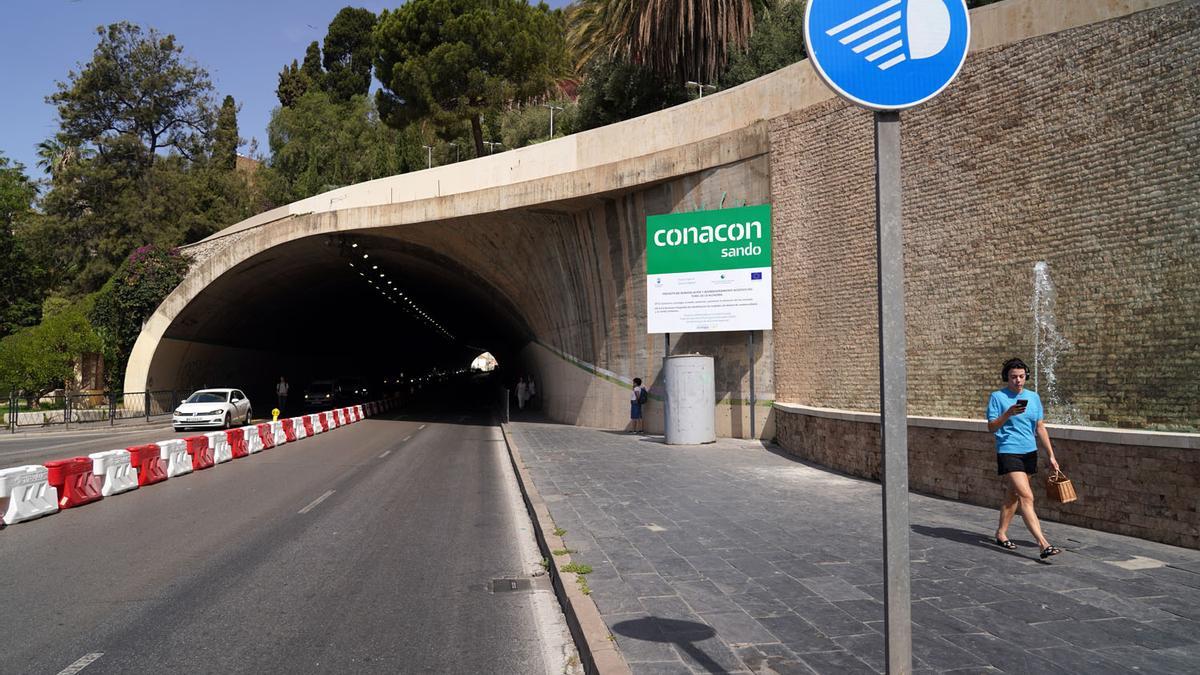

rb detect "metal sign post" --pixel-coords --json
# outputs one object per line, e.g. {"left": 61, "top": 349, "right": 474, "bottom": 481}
{"left": 805, "top": 2, "right": 972, "bottom": 672}
{"left": 875, "top": 110, "right": 911, "bottom": 672}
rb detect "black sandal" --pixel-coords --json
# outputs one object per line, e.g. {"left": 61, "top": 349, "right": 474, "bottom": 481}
{"left": 995, "top": 538, "right": 1017, "bottom": 550}
{"left": 1040, "top": 545, "right": 1062, "bottom": 559}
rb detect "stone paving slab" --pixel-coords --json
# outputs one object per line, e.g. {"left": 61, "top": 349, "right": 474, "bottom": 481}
{"left": 509, "top": 421, "right": 1200, "bottom": 675}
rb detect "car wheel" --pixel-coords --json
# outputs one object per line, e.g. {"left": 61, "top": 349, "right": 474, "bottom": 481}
{"left": 224, "top": 412, "right": 232, "bottom": 430}
{"left": 245, "top": 409, "right": 252, "bottom": 425}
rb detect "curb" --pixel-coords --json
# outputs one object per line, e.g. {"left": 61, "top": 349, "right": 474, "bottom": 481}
{"left": 500, "top": 422, "right": 631, "bottom": 675}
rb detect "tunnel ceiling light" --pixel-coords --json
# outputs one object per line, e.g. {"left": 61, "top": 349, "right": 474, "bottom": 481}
{"left": 352, "top": 243, "right": 359, "bottom": 248}
{"left": 372, "top": 265, "right": 378, "bottom": 270}
{"left": 349, "top": 262, "right": 355, "bottom": 267}
{"left": 362, "top": 254, "right": 369, "bottom": 259}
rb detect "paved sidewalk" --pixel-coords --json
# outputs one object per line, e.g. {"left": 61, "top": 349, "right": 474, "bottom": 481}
{"left": 508, "top": 421, "right": 1200, "bottom": 674}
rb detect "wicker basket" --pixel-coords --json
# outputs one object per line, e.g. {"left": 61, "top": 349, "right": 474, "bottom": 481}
{"left": 1045, "top": 469, "right": 1078, "bottom": 504}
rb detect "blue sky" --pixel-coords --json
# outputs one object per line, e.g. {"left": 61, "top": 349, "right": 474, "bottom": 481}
{"left": 0, "top": 0, "right": 573, "bottom": 179}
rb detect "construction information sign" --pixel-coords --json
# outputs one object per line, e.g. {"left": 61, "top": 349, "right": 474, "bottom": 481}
{"left": 646, "top": 204, "right": 773, "bottom": 334}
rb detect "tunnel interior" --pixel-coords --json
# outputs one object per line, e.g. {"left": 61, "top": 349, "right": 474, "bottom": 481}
{"left": 160, "top": 231, "right": 533, "bottom": 408}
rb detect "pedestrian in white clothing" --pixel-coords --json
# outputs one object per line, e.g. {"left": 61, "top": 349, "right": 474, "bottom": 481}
{"left": 516, "top": 377, "right": 528, "bottom": 410}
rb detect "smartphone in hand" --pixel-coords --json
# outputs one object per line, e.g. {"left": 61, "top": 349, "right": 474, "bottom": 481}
{"left": 1013, "top": 399, "right": 1028, "bottom": 412}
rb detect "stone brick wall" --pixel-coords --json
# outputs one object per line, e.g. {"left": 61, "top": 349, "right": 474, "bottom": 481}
{"left": 775, "top": 406, "right": 1200, "bottom": 549}
{"left": 769, "top": 3, "right": 1199, "bottom": 431}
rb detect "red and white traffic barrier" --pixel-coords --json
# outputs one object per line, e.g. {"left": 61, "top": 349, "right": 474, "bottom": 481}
{"left": 0, "top": 465, "right": 59, "bottom": 524}
{"left": 158, "top": 439, "right": 192, "bottom": 477}
{"left": 225, "top": 428, "right": 249, "bottom": 459}
{"left": 186, "top": 436, "right": 214, "bottom": 471}
{"left": 243, "top": 426, "right": 264, "bottom": 453}
{"left": 127, "top": 444, "right": 168, "bottom": 486}
{"left": 205, "top": 431, "right": 232, "bottom": 463}
{"left": 88, "top": 449, "right": 139, "bottom": 497}
{"left": 45, "top": 457, "right": 103, "bottom": 508}
{"left": 291, "top": 417, "right": 308, "bottom": 440}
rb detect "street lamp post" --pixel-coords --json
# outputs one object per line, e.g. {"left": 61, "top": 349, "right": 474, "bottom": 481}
{"left": 483, "top": 141, "right": 503, "bottom": 155}
{"left": 421, "top": 145, "right": 432, "bottom": 169}
{"left": 449, "top": 142, "right": 460, "bottom": 162}
{"left": 544, "top": 103, "right": 564, "bottom": 138}
{"left": 686, "top": 81, "right": 717, "bottom": 99}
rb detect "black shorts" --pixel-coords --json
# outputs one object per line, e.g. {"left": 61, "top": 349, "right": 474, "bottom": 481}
{"left": 997, "top": 451, "right": 1038, "bottom": 476}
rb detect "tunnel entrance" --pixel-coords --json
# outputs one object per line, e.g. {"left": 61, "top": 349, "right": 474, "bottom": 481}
{"left": 144, "top": 231, "right": 532, "bottom": 412}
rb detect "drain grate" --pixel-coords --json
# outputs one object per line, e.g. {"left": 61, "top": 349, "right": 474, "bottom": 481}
{"left": 491, "top": 578, "right": 533, "bottom": 593}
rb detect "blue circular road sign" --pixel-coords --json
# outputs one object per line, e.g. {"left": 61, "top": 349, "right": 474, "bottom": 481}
{"left": 805, "top": 0, "right": 971, "bottom": 111}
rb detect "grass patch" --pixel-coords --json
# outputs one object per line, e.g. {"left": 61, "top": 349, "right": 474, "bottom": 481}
{"left": 551, "top": 548, "right": 574, "bottom": 556}
{"left": 553, "top": 527, "right": 567, "bottom": 537}
{"left": 560, "top": 562, "right": 592, "bottom": 575}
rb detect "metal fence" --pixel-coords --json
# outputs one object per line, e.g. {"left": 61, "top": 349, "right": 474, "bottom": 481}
{"left": 5, "top": 390, "right": 177, "bottom": 432}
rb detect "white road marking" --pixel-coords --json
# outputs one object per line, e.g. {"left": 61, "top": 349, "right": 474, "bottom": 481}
{"left": 57, "top": 653, "right": 103, "bottom": 675}
{"left": 402, "top": 436, "right": 412, "bottom": 442}
{"left": 298, "top": 490, "right": 336, "bottom": 514}
{"left": 418, "top": 424, "right": 426, "bottom": 430}
{"left": 379, "top": 450, "right": 391, "bottom": 458}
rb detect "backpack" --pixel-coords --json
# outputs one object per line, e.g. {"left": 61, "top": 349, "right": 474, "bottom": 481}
{"left": 637, "top": 387, "right": 648, "bottom": 405}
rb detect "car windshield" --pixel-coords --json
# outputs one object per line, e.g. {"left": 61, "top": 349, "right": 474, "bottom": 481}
{"left": 308, "top": 383, "right": 332, "bottom": 394}
{"left": 187, "top": 391, "right": 228, "bottom": 404}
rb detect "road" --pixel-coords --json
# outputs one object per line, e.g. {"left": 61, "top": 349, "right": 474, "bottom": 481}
{"left": 0, "top": 421, "right": 194, "bottom": 471}
{"left": 0, "top": 406, "right": 576, "bottom": 674}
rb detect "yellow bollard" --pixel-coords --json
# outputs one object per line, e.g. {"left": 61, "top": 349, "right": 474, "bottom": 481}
{"left": 271, "top": 408, "right": 280, "bottom": 422}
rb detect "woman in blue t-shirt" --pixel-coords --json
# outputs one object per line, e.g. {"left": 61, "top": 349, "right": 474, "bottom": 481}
{"left": 986, "top": 358, "right": 1062, "bottom": 559}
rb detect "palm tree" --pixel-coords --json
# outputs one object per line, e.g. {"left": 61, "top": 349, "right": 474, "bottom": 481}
{"left": 567, "top": 0, "right": 763, "bottom": 83}
{"left": 35, "top": 136, "right": 89, "bottom": 181}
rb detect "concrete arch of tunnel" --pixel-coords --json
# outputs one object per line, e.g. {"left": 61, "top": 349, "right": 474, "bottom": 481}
{"left": 125, "top": 0, "right": 1184, "bottom": 437}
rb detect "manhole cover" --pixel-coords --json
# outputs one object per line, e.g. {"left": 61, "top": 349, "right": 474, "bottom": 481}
{"left": 491, "top": 578, "right": 533, "bottom": 593}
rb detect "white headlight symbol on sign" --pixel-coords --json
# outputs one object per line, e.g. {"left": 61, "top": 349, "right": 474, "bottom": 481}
{"left": 826, "top": 0, "right": 951, "bottom": 71}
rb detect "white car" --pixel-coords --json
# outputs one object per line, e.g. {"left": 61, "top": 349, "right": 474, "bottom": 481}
{"left": 173, "top": 388, "right": 252, "bottom": 431}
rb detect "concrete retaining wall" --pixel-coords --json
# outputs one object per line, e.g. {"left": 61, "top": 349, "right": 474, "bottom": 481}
{"left": 774, "top": 403, "right": 1200, "bottom": 548}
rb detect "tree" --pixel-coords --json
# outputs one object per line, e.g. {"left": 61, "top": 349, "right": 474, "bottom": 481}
{"left": 49, "top": 22, "right": 216, "bottom": 165}
{"left": 262, "top": 90, "right": 421, "bottom": 204}
{"left": 575, "top": 55, "right": 688, "bottom": 131}
{"left": 213, "top": 95, "right": 240, "bottom": 170}
{"left": 89, "top": 244, "right": 190, "bottom": 388}
{"left": 0, "top": 155, "right": 44, "bottom": 338}
{"left": 374, "top": 0, "right": 566, "bottom": 156}
{"left": 277, "top": 59, "right": 311, "bottom": 108}
{"left": 323, "top": 7, "right": 378, "bottom": 102}
{"left": 0, "top": 300, "right": 101, "bottom": 397}
{"left": 302, "top": 41, "right": 324, "bottom": 83}
{"left": 719, "top": 0, "right": 806, "bottom": 88}
{"left": 567, "top": 0, "right": 758, "bottom": 83}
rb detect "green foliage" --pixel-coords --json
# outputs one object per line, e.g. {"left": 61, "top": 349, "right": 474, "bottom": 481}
{"left": 302, "top": 41, "right": 324, "bottom": 82}
{"left": 49, "top": 22, "right": 215, "bottom": 163}
{"left": 32, "top": 22, "right": 258, "bottom": 296}
{"left": 276, "top": 59, "right": 311, "bottom": 108}
{"left": 0, "top": 155, "right": 44, "bottom": 338}
{"left": 213, "top": 95, "right": 240, "bottom": 170}
{"left": 323, "top": 7, "right": 378, "bottom": 102}
{"left": 89, "top": 245, "right": 190, "bottom": 388}
{"left": 0, "top": 299, "right": 101, "bottom": 396}
{"left": 499, "top": 101, "right": 579, "bottom": 149}
{"left": 262, "top": 90, "right": 422, "bottom": 203}
{"left": 374, "top": 0, "right": 566, "bottom": 155}
{"left": 551, "top": 548, "right": 574, "bottom": 556}
{"left": 560, "top": 562, "right": 592, "bottom": 575}
{"left": 575, "top": 56, "right": 688, "bottom": 132}
{"left": 719, "top": 0, "right": 807, "bottom": 88}
{"left": 553, "top": 527, "right": 567, "bottom": 537}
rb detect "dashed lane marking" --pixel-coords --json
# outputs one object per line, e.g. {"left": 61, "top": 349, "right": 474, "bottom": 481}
{"left": 379, "top": 450, "right": 391, "bottom": 458}
{"left": 57, "top": 653, "right": 103, "bottom": 675}
{"left": 402, "top": 436, "right": 411, "bottom": 442}
{"left": 418, "top": 424, "right": 426, "bottom": 430}
{"left": 298, "top": 490, "right": 336, "bottom": 514}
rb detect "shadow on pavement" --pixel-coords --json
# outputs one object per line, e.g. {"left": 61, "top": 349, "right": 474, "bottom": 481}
{"left": 611, "top": 617, "right": 722, "bottom": 674}
{"left": 910, "top": 523, "right": 1041, "bottom": 556}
